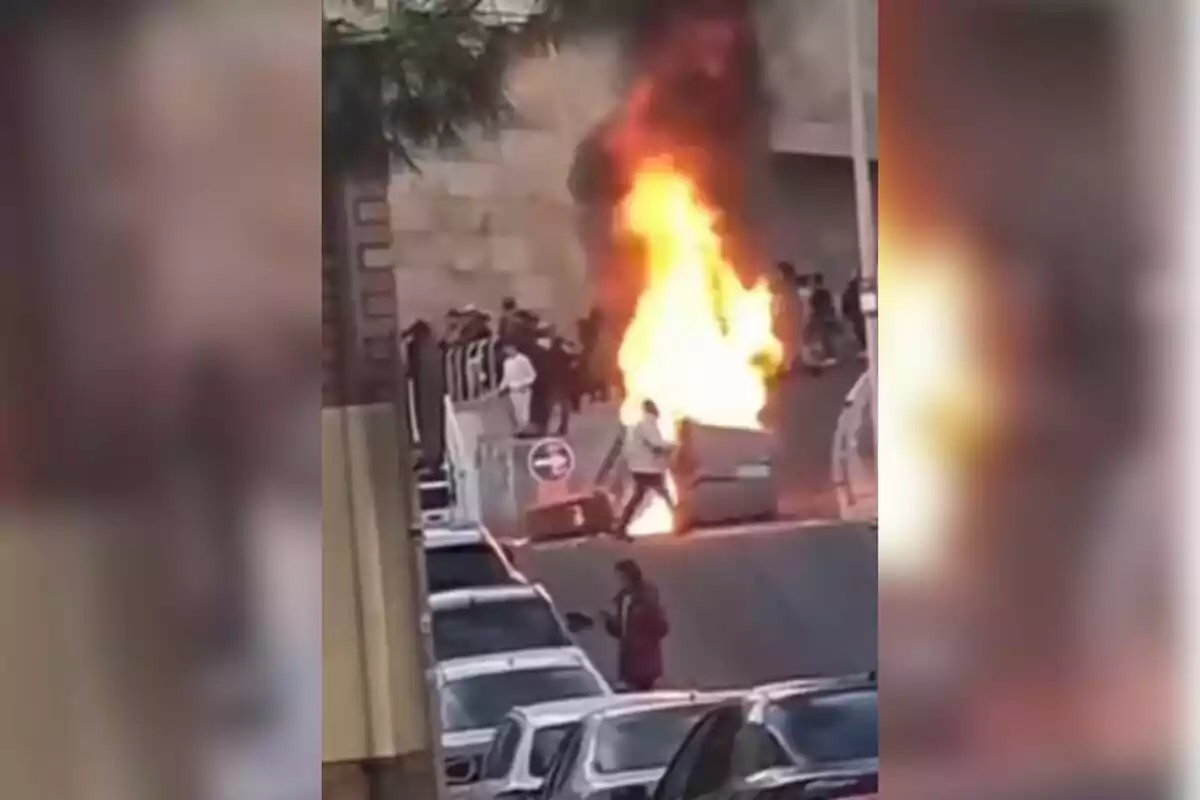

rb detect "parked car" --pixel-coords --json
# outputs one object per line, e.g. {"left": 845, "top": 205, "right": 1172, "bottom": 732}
{"left": 468, "top": 693, "right": 689, "bottom": 800}
{"left": 649, "top": 674, "right": 877, "bottom": 800}
{"left": 425, "top": 523, "right": 525, "bottom": 594}
{"left": 721, "top": 764, "right": 878, "bottom": 800}
{"left": 439, "top": 648, "right": 613, "bottom": 797}
{"left": 537, "top": 692, "right": 742, "bottom": 800}
{"left": 430, "top": 584, "right": 593, "bottom": 662}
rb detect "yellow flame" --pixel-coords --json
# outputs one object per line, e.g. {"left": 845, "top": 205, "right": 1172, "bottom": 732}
{"left": 615, "top": 159, "right": 782, "bottom": 536}
{"left": 877, "top": 226, "right": 997, "bottom": 577}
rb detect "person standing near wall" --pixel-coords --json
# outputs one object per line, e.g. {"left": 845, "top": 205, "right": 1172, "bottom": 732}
{"left": 498, "top": 296, "right": 520, "bottom": 342}
{"left": 498, "top": 343, "right": 537, "bottom": 436}
{"left": 529, "top": 323, "right": 554, "bottom": 436}
{"left": 773, "top": 261, "right": 802, "bottom": 377}
{"left": 546, "top": 328, "right": 576, "bottom": 435}
{"left": 576, "top": 311, "right": 601, "bottom": 405}
{"left": 842, "top": 276, "right": 867, "bottom": 358}
{"left": 809, "top": 273, "right": 837, "bottom": 367}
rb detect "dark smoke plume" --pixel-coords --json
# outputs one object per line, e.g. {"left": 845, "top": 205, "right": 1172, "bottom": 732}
{"left": 568, "top": 0, "right": 769, "bottom": 336}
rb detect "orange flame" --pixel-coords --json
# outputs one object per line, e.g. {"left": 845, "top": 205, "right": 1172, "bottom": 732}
{"left": 877, "top": 224, "right": 1000, "bottom": 577}
{"left": 615, "top": 159, "right": 782, "bottom": 535}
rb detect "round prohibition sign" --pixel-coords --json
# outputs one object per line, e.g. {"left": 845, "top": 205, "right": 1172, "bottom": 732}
{"left": 527, "top": 438, "right": 576, "bottom": 484}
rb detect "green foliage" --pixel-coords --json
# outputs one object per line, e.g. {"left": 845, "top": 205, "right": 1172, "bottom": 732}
{"left": 324, "top": 3, "right": 513, "bottom": 171}
{"left": 323, "top": 0, "right": 664, "bottom": 172}
{"left": 323, "top": 0, "right": 757, "bottom": 171}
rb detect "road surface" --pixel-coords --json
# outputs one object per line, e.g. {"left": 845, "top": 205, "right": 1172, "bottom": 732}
{"left": 515, "top": 519, "right": 877, "bottom": 690}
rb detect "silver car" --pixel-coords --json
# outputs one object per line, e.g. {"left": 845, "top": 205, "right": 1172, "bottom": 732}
{"left": 424, "top": 523, "right": 526, "bottom": 594}
{"left": 720, "top": 764, "right": 878, "bottom": 800}
{"left": 538, "top": 693, "right": 740, "bottom": 800}
{"left": 430, "top": 584, "right": 592, "bottom": 662}
{"left": 469, "top": 693, "right": 693, "bottom": 800}
{"left": 650, "top": 674, "right": 878, "bottom": 800}
{"left": 438, "top": 648, "right": 613, "bottom": 798}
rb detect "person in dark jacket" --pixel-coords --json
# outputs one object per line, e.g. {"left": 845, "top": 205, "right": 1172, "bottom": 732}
{"left": 528, "top": 323, "right": 554, "bottom": 436}
{"left": 842, "top": 276, "right": 867, "bottom": 356}
{"left": 809, "top": 273, "right": 837, "bottom": 366}
{"left": 545, "top": 329, "right": 577, "bottom": 435}
{"left": 601, "top": 559, "right": 670, "bottom": 691}
{"left": 498, "top": 296, "right": 520, "bottom": 342}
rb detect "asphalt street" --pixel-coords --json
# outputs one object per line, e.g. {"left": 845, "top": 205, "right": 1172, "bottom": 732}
{"left": 514, "top": 519, "right": 877, "bottom": 691}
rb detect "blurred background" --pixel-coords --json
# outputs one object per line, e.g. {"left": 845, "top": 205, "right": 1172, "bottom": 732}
{"left": 0, "top": 5, "right": 321, "bottom": 800}
{"left": 0, "top": 1, "right": 1188, "bottom": 799}
{"left": 879, "top": 2, "right": 1179, "bottom": 798}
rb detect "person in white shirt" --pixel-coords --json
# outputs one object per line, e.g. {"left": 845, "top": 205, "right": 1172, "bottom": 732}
{"left": 498, "top": 343, "right": 537, "bottom": 434}
{"left": 614, "top": 400, "right": 676, "bottom": 540}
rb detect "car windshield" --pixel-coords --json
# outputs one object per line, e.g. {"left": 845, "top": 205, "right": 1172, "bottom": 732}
{"left": 433, "top": 598, "right": 571, "bottom": 660}
{"left": 529, "top": 723, "right": 578, "bottom": 778}
{"left": 441, "top": 668, "right": 605, "bottom": 732}
{"left": 425, "top": 543, "right": 512, "bottom": 594}
{"left": 767, "top": 691, "right": 878, "bottom": 765}
{"left": 481, "top": 718, "right": 523, "bottom": 780}
{"left": 593, "top": 705, "right": 715, "bottom": 774}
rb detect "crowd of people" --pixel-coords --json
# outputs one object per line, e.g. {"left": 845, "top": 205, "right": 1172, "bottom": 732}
{"left": 437, "top": 298, "right": 618, "bottom": 437}
{"left": 777, "top": 261, "right": 869, "bottom": 373}
{"left": 427, "top": 263, "right": 867, "bottom": 438}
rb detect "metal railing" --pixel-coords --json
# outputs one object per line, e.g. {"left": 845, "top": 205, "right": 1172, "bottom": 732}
{"left": 444, "top": 336, "right": 502, "bottom": 403}
{"left": 443, "top": 394, "right": 482, "bottom": 524}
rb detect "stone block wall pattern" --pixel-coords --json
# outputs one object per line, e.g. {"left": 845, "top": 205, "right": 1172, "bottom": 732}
{"left": 324, "top": 172, "right": 402, "bottom": 407}
{"left": 385, "top": 6, "right": 878, "bottom": 330}
{"left": 389, "top": 41, "right": 622, "bottom": 330}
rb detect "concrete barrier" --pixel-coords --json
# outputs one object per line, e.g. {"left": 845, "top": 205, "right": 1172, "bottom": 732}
{"left": 679, "top": 424, "right": 779, "bottom": 527}
{"left": 463, "top": 399, "right": 781, "bottom": 537}
{"left": 473, "top": 403, "right": 625, "bottom": 538}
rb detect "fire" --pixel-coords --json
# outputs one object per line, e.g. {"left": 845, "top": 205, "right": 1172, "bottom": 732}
{"left": 877, "top": 225, "right": 998, "bottom": 577}
{"left": 615, "top": 159, "right": 782, "bottom": 536}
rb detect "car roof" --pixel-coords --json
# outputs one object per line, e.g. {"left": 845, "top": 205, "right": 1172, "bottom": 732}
{"left": 438, "top": 647, "right": 590, "bottom": 682}
{"left": 588, "top": 690, "right": 741, "bottom": 723}
{"left": 740, "top": 763, "right": 878, "bottom": 796}
{"left": 511, "top": 694, "right": 649, "bottom": 728}
{"left": 424, "top": 525, "right": 491, "bottom": 550}
{"left": 748, "top": 674, "right": 876, "bottom": 704}
{"left": 588, "top": 767, "right": 666, "bottom": 793}
{"left": 428, "top": 584, "right": 544, "bottom": 610}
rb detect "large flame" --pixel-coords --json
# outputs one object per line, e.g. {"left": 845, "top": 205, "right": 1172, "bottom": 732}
{"left": 615, "top": 159, "right": 782, "bottom": 536}
{"left": 877, "top": 225, "right": 999, "bottom": 577}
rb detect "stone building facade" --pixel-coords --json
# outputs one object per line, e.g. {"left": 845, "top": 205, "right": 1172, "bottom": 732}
{"left": 387, "top": 0, "right": 878, "bottom": 332}
{"left": 388, "top": 40, "right": 623, "bottom": 331}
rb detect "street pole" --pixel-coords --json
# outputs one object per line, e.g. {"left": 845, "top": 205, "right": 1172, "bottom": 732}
{"left": 846, "top": 0, "right": 878, "bottom": 428}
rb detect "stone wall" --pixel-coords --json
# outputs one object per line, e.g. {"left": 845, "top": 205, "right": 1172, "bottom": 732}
{"left": 386, "top": 5, "right": 879, "bottom": 330}
{"left": 765, "top": 153, "right": 878, "bottom": 292}
{"left": 759, "top": 0, "right": 878, "bottom": 157}
{"left": 389, "top": 40, "right": 623, "bottom": 331}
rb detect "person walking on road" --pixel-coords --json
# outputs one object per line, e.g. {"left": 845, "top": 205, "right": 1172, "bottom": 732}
{"left": 498, "top": 343, "right": 537, "bottom": 436}
{"left": 614, "top": 400, "right": 676, "bottom": 541}
{"left": 601, "top": 559, "right": 670, "bottom": 691}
